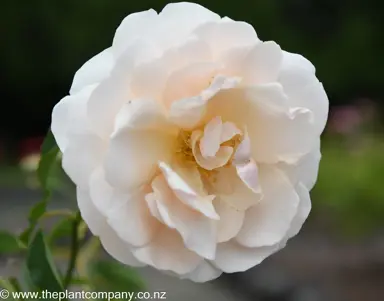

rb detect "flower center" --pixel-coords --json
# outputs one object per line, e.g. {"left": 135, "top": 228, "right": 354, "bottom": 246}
{"left": 173, "top": 117, "right": 243, "bottom": 192}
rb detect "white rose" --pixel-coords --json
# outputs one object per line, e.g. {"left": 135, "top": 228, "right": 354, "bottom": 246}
{"left": 51, "top": 2, "right": 328, "bottom": 282}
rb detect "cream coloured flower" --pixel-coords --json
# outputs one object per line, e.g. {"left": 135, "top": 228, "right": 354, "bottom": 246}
{"left": 51, "top": 2, "right": 328, "bottom": 282}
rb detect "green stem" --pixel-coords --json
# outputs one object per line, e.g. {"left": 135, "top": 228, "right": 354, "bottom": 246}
{"left": 63, "top": 212, "right": 81, "bottom": 288}
{"left": 41, "top": 210, "right": 73, "bottom": 220}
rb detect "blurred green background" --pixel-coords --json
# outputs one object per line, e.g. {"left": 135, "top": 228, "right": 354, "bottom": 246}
{"left": 1, "top": 1, "right": 383, "bottom": 301}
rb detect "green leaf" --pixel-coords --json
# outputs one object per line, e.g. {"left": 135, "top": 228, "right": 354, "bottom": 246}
{"left": 88, "top": 260, "right": 145, "bottom": 294}
{"left": 29, "top": 201, "right": 47, "bottom": 224}
{"left": 25, "top": 230, "right": 64, "bottom": 295}
{"left": 40, "top": 130, "right": 57, "bottom": 154}
{"left": 48, "top": 216, "right": 73, "bottom": 245}
{"left": 37, "top": 130, "right": 60, "bottom": 195}
{"left": 49, "top": 216, "right": 86, "bottom": 246}
{"left": 19, "top": 201, "right": 48, "bottom": 245}
{"left": 0, "top": 231, "right": 26, "bottom": 254}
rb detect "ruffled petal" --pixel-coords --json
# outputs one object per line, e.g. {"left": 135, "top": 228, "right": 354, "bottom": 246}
{"left": 104, "top": 100, "right": 177, "bottom": 190}
{"left": 132, "top": 227, "right": 201, "bottom": 275}
{"left": 236, "top": 165, "right": 300, "bottom": 247}
{"left": 182, "top": 261, "right": 222, "bottom": 282}
{"left": 242, "top": 41, "right": 283, "bottom": 85}
{"left": 213, "top": 241, "right": 282, "bottom": 273}
{"left": 214, "top": 199, "right": 245, "bottom": 243}
{"left": 148, "top": 175, "right": 217, "bottom": 259}
{"left": 62, "top": 134, "right": 105, "bottom": 187}
{"left": 107, "top": 188, "right": 161, "bottom": 247}
{"left": 194, "top": 19, "right": 259, "bottom": 58}
{"left": 112, "top": 9, "right": 158, "bottom": 58}
{"left": 99, "top": 228, "right": 145, "bottom": 267}
{"left": 76, "top": 188, "right": 105, "bottom": 236}
{"left": 169, "top": 75, "right": 240, "bottom": 129}
{"left": 206, "top": 84, "right": 317, "bottom": 164}
{"left": 70, "top": 48, "right": 114, "bottom": 95}
{"left": 191, "top": 130, "right": 233, "bottom": 171}
{"left": 284, "top": 182, "right": 312, "bottom": 239}
{"left": 214, "top": 166, "right": 262, "bottom": 211}
{"left": 51, "top": 85, "right": 96, "bottom": 152}
{"left": 89, "top": 167, "right": 115, "bottom": 214}
{"left": 159, "top": 162, "right": 219, "bottom": 219}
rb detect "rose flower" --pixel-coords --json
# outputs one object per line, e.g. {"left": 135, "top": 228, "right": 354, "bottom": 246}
{"left": 51, "top": 2, "right": 328, "bottom": 282}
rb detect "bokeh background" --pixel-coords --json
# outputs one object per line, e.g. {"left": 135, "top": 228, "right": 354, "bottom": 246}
{"left": 1, "top": 1, "right": 383, "bottom": 300}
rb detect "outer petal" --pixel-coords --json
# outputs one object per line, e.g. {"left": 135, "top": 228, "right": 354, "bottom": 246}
{"left": 99, "top": 228, "right": 145, "bottom": 267}
{"left": 77, "top": 189, "right": 144, "bottom": 267}
{"left": 62, "top": 133, "right": 105, "bottom": 187}
{"left": 51, "top": 84, "right": 96, "bottom": 152}
{"left": 112, "top": 9, "right": 158, "bottom": 58}
{"left": 149, "top": 175, "right": 217, "bottom": 260}
{"left": 281, "top": 51, "right": 315, "bottom": 74}
{"left": 70, "top": 48, "right": 114, "bottom": 95}
{"left": 242, "top": 41, "right": 283, "bottom": 84}
{"left": 107, "top": 188, "right": 161, "bottom": 247}
{"left": 182, "top": 261, "right": 222, "bottom": 282}
{"left": 285, "top": 182, "right": 312, "bottom": 239}
{"left": 280, "top": 139, "right": 322, "bottom": 190}
{"left": 236, "top": 165, "right": 300, "bottom": 248}
{"left": 104, "top": 100, "right": 177, "bottom": 190}
{"left": 87, "top": 41, "right": 159, "bottom": 138}
{"left": 279, "top": 61, "right": 328, "bottom": 134}
{"left": 158, "top": 2, "right": 220, "bottom": 49}
{"left": 212, "top": 241, "right": 282, "bottom": 273}
{"left": 132, "top": 227, "right": 201, "bottom": 275}
{"left": 159, "top": 162, "right": 218, "bottom": 219}
{"left": 77, "top": 188, "right": 105, "bottom": 236}
{"left": 214, "top": 199, "right": 245, "bottom": 243}
{"left": 194, "top": 19, "right": 259, "bottom": 58}
{"left": 89, "top": 167, "right": 114, "bottom": 214}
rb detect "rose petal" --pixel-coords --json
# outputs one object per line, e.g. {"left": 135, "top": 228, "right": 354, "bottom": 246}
{"left": 149, "top": 175, "right": 217, "bottom": 259}
{"left": 200, "top": 116, "right": 223, "bottom": 157}
{"left": 132, "top": 227, "right": 201, "bottom": 274}
{"left": 76, "top": 188, "right": 105, "bottom": 236}
{"left": 99, "top": 229, "right": 145, "bottom": 267}
{"left": 212, "top": 241, "right": 282, "bottom": 273}
{"left": 191, "top": 130, "right": 233, "bottom": 171}
{"left": 77, "top": 188, "right": 145, "bottom": 267}
{"left": 285, "top": 182, "right": 312, "bottom": 239}
{"left": 243, "top": 41, "right": 283, "bottom": 85}
{"left": 280, "top": 139, "right": 321, "bottom": 190}
{"left": 112, "top": 9, "right": 158, "bottom": 58}
{"left": 51, "top": 84, "right": 96, "bottom": 152}
{"left": 220, "top": 122, "right": 242, "bottom": 143}
{"left": 159, "top": 162, "right": 219, "bottom": 219}
{"left": 214, "top": 198, "right": 245, "bottom": 243}
{"left": 182, "top": 261, "right": 222, "bottom": 282}
{"left": 236, "top": 165, "right": 300, "bottom": 248}
{"left": 89, "top": 167, "right": 115, "bottom": 214}
{"left": 279, "top": 65, "right": 329, "bottom": 135}
{"left": 206, "top": 84, "right": 317, "bottom": 164}
{"left": 281, "top": 51, "right": 315, "bottom": 74}
{"left": 107, "top": 188, "right": 161, "bottom": 247}
{"left": 169, "top": 75, "right": 240, "bottom": 129}
{"left": 194, "top": 19, "right": 259, "bottom": 58}
{"left": 62, "top": 134, "right": 105, "bottom": 187}
{"left": 70, "top": 48, "right": 114, "bottom": 95}
{"left": 104, "top": 100, "right": 177, "bottom": 190}
{"left": 214, "top": 166, "right": 262, "bottom": 211}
